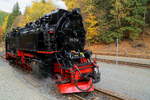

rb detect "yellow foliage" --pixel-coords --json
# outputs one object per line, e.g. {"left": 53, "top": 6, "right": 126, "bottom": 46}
{"left": 64, "top": 0, "right": 99, "bottom": 41}
{"left": 18, "top": 1, "right": 56, "bottom": 27}
{"left": 85, "top": 13, "right": 99, "bottom": 40}
{"left": 64, "top": 0, "right": 79, "bottom": 10}
{"left": 13, "top": 15, "right": 25, "bottom": 27}
{"left": 1, "top": 16, "right": 8, "bottom": 33}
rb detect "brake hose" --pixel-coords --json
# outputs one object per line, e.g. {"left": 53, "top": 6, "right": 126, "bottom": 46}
{"left": 74, "top": 78, "right": 93, "bottom": 92}
{"left": 73, "top": 65, "right": 93, "bottom": 92}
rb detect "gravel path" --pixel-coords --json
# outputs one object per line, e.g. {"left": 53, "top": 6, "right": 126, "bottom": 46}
{"left": 95, "top": 62, "right": 150, "bottom": 100}
{"left": 92, "top": 55, "right": 150, "bottom": 65}
{"left": 0, "top": 59, "right": 63, "bottom": 100}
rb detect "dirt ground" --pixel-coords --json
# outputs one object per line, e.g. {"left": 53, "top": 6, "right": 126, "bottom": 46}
{"left": 86, "top": 34, "right": 150, "bottom": 59}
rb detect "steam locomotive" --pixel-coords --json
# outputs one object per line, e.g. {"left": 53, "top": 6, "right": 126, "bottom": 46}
{"left": 5, "top": 8, "right": 100, "bottom": 93}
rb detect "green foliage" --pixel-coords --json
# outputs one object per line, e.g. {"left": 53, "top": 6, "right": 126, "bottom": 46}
{"left": 100, "top": 31, "right": 123, "bottom": 44}
{"left": 124, "top": 17, "right": 144, "bottom": 26}
{"left": 41, "top": 0, "right": 46, "bottom": 3}
{"left": 119, "top": 26, "right": 142, "bottom": 40}
{"left": 94, "top": 0, "right": 147, "bottom": 43}
{"left": 63, "top": 0, "right": 149, "bottom": 43}
{"left": 145, "top": 0, "right": 150, "bottom": 25}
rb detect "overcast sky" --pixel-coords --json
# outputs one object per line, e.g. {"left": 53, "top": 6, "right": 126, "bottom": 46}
{"left": 0, "top": 0, "right": 67, "bottom": 13}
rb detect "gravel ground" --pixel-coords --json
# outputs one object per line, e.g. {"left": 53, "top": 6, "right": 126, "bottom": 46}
{"left": 1, "top": 56, "right": 150, "bottom": 100}
{"left": 0, "top": 59, "right": 66, "bottom": 100}
{"left": 95, "top": 62, "right": 150, "bottom": 100}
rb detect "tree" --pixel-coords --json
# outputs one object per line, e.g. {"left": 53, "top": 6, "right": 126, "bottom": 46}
{"left": 41, "top": 0, "right": 46, "bottom": 3}
{"left": 18, "top": 1, "right": 56, "bottom": 27}
{"left": 0, "top": 27, "right": 2, "bottom": 34}
{"left": 1, "top": 16, "right": 8, "bottom": 33}
{"left": 12, "top": 15, "right": 25, "bottom": 27}
{"left": 0, "top": 11, "right": 9, "bottom": 26}
{"left": 63, "top": 0, "right": 79, "bottom": 10}
{"left": 6, "top": 2, "right": 21, "bottom": 31}
{"left": 118, "top": 0, "right": 145, "bottom": 40}
{"left": 12, "top": 2, "right": 21, "bottom": 16}
{"left": 64, "top": 0, "right": 99, "bottom": 42}
{"left": 0, "top": 27, "right": 3, "bottom": 42}
{"left": 64, "top": 0, "right": 150, "bottom": 43}
{"left": 95, "top": 0, "right": 146, "bottom": 43}
{"left": 84, "top": 0, "right": 99, "bottom": 42}
{"left": 144, "top": 0, "right": 150, "bottom": 25}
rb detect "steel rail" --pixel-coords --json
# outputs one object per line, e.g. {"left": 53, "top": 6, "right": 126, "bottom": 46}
{"left": 72, "top": 94, "right": 86, "bottom": 100}
{"left": 70, "top": 88, "right": 137, "bottom": 100}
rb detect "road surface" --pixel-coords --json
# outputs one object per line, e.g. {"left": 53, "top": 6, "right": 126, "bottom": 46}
{"left": 96, "top": 62, "right": 150, "bottom": 100}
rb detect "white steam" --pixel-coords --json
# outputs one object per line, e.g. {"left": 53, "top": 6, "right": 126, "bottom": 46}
{"left": 50, "top": 0, "right": 67, "bottom": 9}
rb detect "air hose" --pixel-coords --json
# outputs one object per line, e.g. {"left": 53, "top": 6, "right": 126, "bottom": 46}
{"left": 74, "top": 78, "right": 93, "bottom": 92}
{"left": 73, "top": 65, "right": 93, "bottom": 92}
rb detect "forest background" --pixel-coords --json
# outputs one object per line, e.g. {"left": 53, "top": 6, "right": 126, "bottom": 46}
{"left": 0, "top": 0, "right": 150, "bottom": 45}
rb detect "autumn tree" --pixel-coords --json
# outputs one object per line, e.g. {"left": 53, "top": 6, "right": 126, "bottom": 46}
{"left": 0, "top": 27, "right": 3, "bottom": 42}
{"left": 83, "top": 0, "right": 99, "bottom": 42}
{"left": 64, "top": 0, "right": 150, "bottom": 43}
{"left": 12, "top": 15, "right": 25, "bottom": 27}
{"left": 0, "top": 27, "right": 2, "bottom": 34}
{"left": 0, "top": 11, "right": 9, "bottom": 26}
{"left": 1, "top": 16, "right": 8, "bottom": 33}
{"left": 63, "top": 0, "right": 79, "bottom": 10}
{"left": 64, "top": 0, "right": 99, "bottom": 42}
{"left": 17, "top": 0, "right": 56, "bottom": 27}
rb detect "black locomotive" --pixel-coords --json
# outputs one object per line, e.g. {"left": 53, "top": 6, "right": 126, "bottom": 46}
{"left": 6, "top": 8, "right": 85, "bottom": 52}
{"left": 5, "top": 8, "right": 100, "bottom": 93}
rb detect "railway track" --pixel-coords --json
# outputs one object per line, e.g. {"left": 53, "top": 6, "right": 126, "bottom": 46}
{"left": 70, "top": 88, "right": 137, "bottom": 100}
